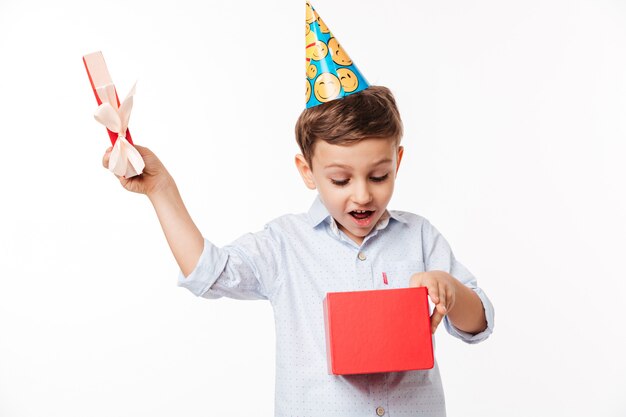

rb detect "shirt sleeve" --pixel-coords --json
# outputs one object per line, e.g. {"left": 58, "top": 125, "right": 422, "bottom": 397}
{"left": 421, "top": 219, "right": 495, "bottom": 344}
{"left": 176, "top": 224, "right": 283, "bottom": 301}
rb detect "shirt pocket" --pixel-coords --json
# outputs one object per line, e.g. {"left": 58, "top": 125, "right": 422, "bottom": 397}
{"left": 374, "top": 260, "right": 425, "bottom": 289}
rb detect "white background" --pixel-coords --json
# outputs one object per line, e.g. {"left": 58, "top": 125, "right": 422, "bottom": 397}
{"left": 1, "top": 0, "right": 625, "bottom": 416}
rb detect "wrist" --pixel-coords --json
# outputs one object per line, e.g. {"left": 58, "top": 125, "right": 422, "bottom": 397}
{"left": 147, "top": 175, "right": 177, "bottom": 204}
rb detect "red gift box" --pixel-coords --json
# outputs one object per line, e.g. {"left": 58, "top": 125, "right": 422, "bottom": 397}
{"left": 83, "top": 51, "right": 133, "bottom": 146}
{"left": 323, "top": 287, "right": 434, "bottom": 375}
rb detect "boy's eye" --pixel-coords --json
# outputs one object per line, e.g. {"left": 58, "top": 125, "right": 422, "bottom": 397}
{"left": 331, "top": 178, "right": 350, "bottom": 186}
{"left": 370, "top": 173, "right": 389, "bottom": 182}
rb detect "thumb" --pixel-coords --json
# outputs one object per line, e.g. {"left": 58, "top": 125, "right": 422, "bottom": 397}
{"left": 430, "top": 308, "right": 446, "bottom": 334}
{"left": 132, "top": 144, "right": 151, "bottom": 156}
{"left": 102, "top": 146, "right": 113, "bottom": 168}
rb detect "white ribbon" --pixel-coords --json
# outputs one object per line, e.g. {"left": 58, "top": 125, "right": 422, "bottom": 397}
{"left": 94, "top": 82, "right": 145, "bottom": 178}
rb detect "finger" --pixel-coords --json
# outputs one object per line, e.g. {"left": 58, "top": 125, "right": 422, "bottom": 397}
{"left": 435, "top": 303, "right": 447, "bottom": 316}
{"left": 133, "top": 144, "right": 151, "bottom": 157}
{"left": 431, "top": 310, "right": 445, "bottom": 334}
{"left": 438, "top": 282, "right": 447, "bottom": 311}
{"left": 427, "top": 284, "right": 439, "bottom": 305}
{"left": 118, "top": 175, "right": 130, "bottom": 186}
{"left": 102, "top": 147, "right": 113, "bottom": 168}
{"left": 409, "top": 272, "right": 423, "bottom": 288}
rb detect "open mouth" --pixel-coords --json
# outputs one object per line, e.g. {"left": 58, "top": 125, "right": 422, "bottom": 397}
{"left": 350, "top": 210, "right": 374, "bottom": 220}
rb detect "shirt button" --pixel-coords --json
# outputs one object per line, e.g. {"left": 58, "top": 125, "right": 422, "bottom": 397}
{"left": 376, "top": 406, "right": 385, "bottom": 416}
{"left": 357, "top": 252, "right": 367, "bottom": 261}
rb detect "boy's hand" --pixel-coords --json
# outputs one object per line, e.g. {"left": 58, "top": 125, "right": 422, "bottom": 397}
{"left": 102, "top": 144, "right": 173, "bottom": 197}
{"left": 409, "top": 271, "right": 457, "bottom": 334}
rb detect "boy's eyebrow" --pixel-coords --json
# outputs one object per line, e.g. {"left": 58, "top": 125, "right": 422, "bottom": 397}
{"left": 324, "top": 158, "right": 393, "bottom": 169}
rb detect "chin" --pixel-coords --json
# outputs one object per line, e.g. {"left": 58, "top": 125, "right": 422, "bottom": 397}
{"left": 351, "top": 226, "right": 374, "bottom": 238}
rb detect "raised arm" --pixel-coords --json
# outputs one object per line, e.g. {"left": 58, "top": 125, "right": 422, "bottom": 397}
{"left": 102, "top": 145, "right": 203, "bottom": 276}
{"left": 148, "top": 180, "right": 204, "bottom": 277}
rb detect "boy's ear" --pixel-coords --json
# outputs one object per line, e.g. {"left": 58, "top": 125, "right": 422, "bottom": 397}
{"left": 395, "top": 146, "right": 404, "bottom": 176}
{"left": 295, "top": 154, "right": 317, "bottom": 190}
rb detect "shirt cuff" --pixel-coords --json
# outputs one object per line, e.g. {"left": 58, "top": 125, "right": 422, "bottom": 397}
{"left": 177, "top": 238, "right": 229, "bottom": 298}
{"left": 444, "top": 287, "right": 495, "bottom": 344}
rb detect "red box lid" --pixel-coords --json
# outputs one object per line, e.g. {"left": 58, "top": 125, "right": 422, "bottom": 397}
{"left": 323, "top": 287, "right": 434, "bottom": 375}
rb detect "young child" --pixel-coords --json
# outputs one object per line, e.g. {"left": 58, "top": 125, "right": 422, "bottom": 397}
{"left": 101, "top": 3, "right": 494, "bottom": 416}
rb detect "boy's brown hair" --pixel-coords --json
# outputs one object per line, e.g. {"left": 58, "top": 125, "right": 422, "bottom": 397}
{"left": 295, "top": 85, "right": 404, "bottom": 166}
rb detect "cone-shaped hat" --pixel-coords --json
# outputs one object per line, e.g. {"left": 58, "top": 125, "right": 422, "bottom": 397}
{"left": 305, "top": 2, "right": 369, "bottom": 108}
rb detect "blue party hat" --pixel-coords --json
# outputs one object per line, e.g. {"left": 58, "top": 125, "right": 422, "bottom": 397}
{"left": 305, "top": 2, "right": 369, "bottom": 108}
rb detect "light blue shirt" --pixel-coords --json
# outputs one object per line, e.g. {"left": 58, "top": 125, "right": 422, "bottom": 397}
{"left": 178, "top": 196, "right": 495, "bottom": 417}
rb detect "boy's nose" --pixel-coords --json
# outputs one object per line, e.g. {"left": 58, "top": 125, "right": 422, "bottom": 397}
{"left": 351, "top": 181, "right": 373, "bottom": 205}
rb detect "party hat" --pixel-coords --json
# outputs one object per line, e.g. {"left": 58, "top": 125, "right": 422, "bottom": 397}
{"left": 305, "top": 2, "right": 369, "bottom": 108}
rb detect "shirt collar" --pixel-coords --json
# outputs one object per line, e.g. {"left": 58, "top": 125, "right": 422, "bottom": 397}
{"left": 307, "top": 195, "right": 408, "bottom": 231}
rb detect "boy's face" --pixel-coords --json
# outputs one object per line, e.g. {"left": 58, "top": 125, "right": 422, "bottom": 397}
{"left": 296, "top": 137, "right": 403, "bottom": 245}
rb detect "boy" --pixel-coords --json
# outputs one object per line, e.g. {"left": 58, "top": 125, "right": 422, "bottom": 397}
{"left": 101, "top": 4, "right": 494, "bottom": 416}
